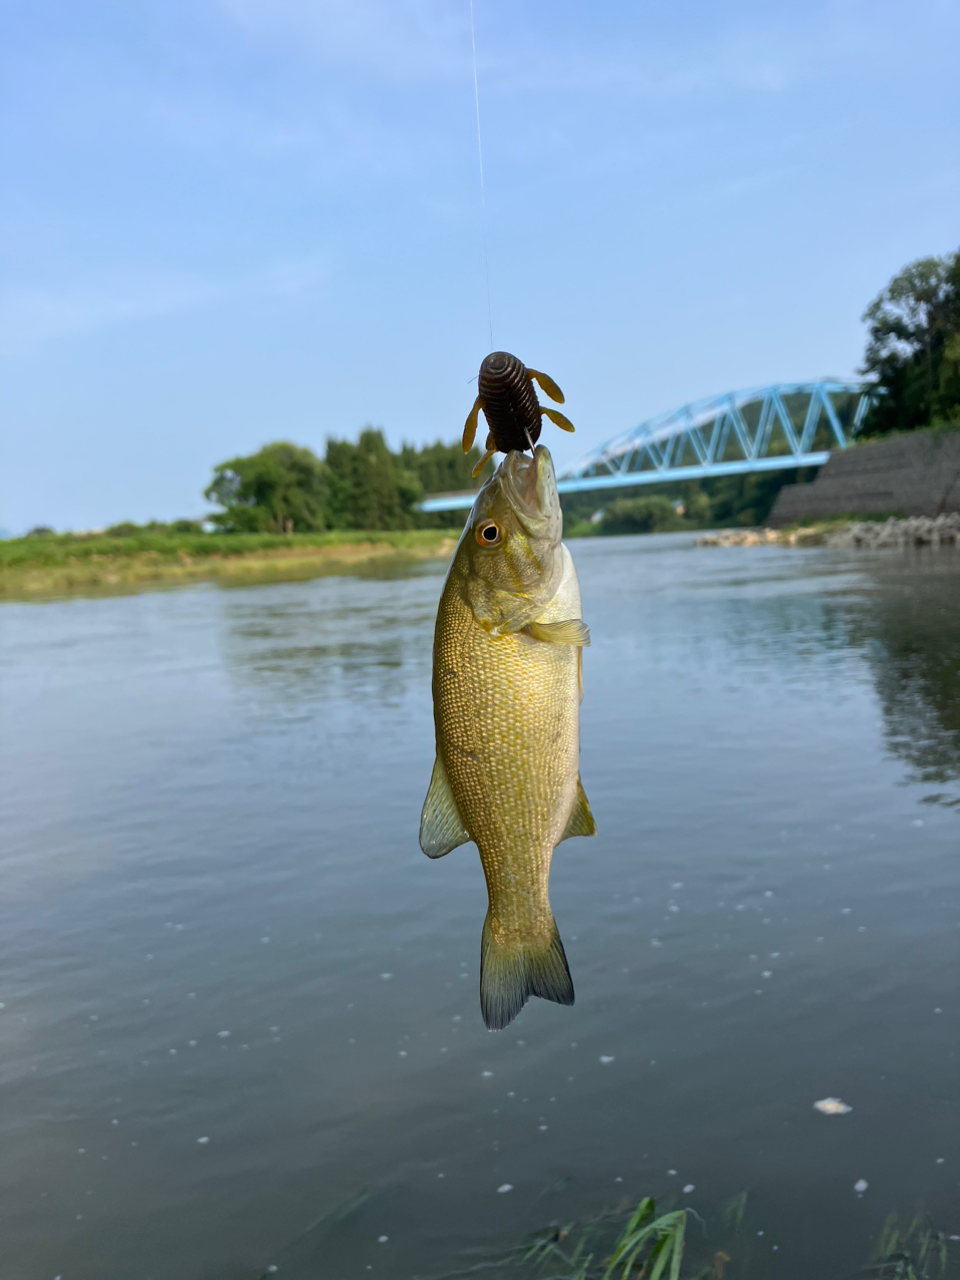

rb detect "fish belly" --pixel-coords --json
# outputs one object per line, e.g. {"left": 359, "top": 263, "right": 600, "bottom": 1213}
{"left": 432, "top": 577, "right": 580, "bottom": 945}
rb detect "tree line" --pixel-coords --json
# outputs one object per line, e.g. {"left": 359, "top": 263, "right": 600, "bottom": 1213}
{"left": 563, "top": 247, "right": 960, "bottom": 534}
{"left": 25, "top": 246, "right": 956, "bottom": 541}
{"left": 858, "top": 248, "right": 959, "bottom": 436}
{"left": 198, "top": 247, "right": 957, "bottom": 538}
{"left": 203, "top": 431, "right": 491, "bottom": 534}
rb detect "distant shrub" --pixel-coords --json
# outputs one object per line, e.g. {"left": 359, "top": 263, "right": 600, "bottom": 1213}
{"left": 25, "top": 525, "right": 55, "bottom": 538}
{"left": 102, "top": 518, "right": 204, "bottom": 537}
{"left": 599, "top": 496, "right": 682, "bottom": 535}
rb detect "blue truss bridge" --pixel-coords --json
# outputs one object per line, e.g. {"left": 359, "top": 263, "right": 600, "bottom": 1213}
{"left": 419, "top": 378, "right": 873, "bottom": 512}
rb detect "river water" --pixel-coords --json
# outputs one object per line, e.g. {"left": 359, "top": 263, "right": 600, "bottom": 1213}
{"left": 1, "top": 535, "right": 958, "bottom": 1280}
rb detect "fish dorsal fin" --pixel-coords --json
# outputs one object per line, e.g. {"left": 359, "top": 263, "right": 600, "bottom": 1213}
{"left": 560, "top": 779, "right": 596, "bottom": 842}
{"left": 420, "top": 756, "right": 471, "bottom": 858}
{"left": 525, "top": 618, "right": 590, "bottom": 647}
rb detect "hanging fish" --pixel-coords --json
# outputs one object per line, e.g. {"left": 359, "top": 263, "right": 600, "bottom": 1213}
{"left": 463, "top": 351, "right": 576, "bottom": 476}
{"left": 420, "top": 443, "right": 595, "bottom": 1030}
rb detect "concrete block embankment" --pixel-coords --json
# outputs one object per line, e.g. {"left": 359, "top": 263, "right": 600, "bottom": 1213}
{"left": 829, "top": 514, "right": 960, "bottom": 549}
{"left": 767, "top": 428, "right": 960, "bottom": 527}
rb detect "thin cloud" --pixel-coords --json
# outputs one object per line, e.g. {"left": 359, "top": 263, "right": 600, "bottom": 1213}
{"left": 218, "top": 0, "right": 472, "bottom": 82}
{"left": 211, "top": 0, "right": 879, "bottom": 102}
{"left": 0, "top": 277, "right": 218, "bottom": 354}
{"left": 0, "top": 255, "right": 328, "bottom": 355}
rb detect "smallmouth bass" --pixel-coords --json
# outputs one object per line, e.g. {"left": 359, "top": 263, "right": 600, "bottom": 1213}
{"left": 420, "top": 445, "right": 595, "bottom": 1029}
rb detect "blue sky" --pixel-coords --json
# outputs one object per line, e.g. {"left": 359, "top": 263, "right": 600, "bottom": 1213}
{"left": 2, "top": 0, "right": 958, "bottom": 532}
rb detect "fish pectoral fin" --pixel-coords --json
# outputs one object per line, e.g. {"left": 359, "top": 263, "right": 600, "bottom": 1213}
{"left": 419, "top": 756, "right": 471, "bottom": 858}
{"left": 525, "top": 618, "right": 590, "bottom": 647}
{"left": 526, "top": 368, "right": 565, "bottom": 404}
{"left": 560, "top": 779, "right": 597, "bottom": 842}
{"left": 540, "top": 406, "right": 576, "bottom": 433}
{"left": 462, "top": 395, "right": 483, "bottom": 453}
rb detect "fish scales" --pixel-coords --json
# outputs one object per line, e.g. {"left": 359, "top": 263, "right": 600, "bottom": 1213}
{"left": 421, "top": 445, "right": 595, "bottom": 1030}
{"left": 433, "top": 553, "right": 581, "bottom": 944}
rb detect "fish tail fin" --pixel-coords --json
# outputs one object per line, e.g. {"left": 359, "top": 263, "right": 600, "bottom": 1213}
{"left": 479, "top": 912, "right": 574, "bottom": 1031}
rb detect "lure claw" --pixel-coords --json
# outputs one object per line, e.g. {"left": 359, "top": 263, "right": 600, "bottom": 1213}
{"left": 526, "top": 368, "right": 565, "bottom": 404}
{"left": 466, "top": 352, "right": 574, "bottom": 460}
{"left": 472, "top": 445, "right": 496, "bottom": 478}
{"left": 541, "top": 406, "right": 576, "bottom": 433}
{"left": 463, "top": 396, "right": 482, "bottom": 453}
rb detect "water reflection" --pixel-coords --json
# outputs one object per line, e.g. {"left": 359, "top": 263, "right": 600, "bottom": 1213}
{"left": 218, "top": 567, "right": 441, "bottom": 712}
{"left": 845, "top": 554, "right": 960, "bottom": 806}
{"left": 3, "top": 536, "right": 958, "bottom": 1280}
{"left": 686, "top": 542, "right": 960, "bottom": 807}
{"left": 217, "top": 542, "right": 960, "bottom": 804}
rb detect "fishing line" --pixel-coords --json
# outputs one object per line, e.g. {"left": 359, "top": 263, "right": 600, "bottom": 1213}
{"left": 469, "top": 0, "right": 494, "bottom": 353}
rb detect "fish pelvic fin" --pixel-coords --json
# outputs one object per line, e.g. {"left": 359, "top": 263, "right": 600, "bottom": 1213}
{"left": 420, "top": 756, "right": 470, "bottom": 859}
{"left": 480, "top": 912, "right": 574, "bottom": 1031}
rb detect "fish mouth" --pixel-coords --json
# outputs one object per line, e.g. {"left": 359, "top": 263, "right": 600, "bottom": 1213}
{"left": 499, "top": 446, "right": 561, "bottom": 536}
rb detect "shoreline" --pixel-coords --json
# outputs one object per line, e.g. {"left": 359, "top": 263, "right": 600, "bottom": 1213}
{"left": 695, "top": 513, "right": 960, "bottom": 549}
{"left": 0, "top": 532, "right": 457, "bottom": 601}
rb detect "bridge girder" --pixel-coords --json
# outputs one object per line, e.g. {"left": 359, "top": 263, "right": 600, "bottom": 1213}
{"left": 419, "top": 379, "right": 874, "bottom": 512}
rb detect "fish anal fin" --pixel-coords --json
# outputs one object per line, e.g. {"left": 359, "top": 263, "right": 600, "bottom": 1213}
{"left": 525, "top": 618, "right": 590, "bottom": 646}
{"left": 560, "top": 778, "right": 596, "bottom": 842}
{"left": 419, "top": 756, "right": 470, "bottom": 858}
{"left": 526, "top": 368, "right": 565, "bottom": 404}
{"left": 541, "top": 406, "right": 576, "bottom": 433}
{"left": 480, "top": 912, "right": 574, "bottom": 1030}
{"left": 462, "top": 396, "right": 482, "bottom": 453}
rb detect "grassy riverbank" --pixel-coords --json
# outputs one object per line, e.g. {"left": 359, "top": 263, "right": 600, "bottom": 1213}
{"left": 422, "top": 1192, "right": 954, "bottom": 1280}
{"left": 0, "top": 529, "right": 457, "bottom": 599}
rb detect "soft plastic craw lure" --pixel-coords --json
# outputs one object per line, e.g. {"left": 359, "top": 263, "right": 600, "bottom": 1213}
{"left": 463, "top": 351, "right": 576, "bottom": 476}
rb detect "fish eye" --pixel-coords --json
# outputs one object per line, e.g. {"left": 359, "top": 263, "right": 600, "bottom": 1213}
{"left": 476, "top": 520, "right": 502, "bottom": 547}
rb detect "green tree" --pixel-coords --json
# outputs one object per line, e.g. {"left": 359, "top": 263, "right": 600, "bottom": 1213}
{"left": 203, "top": 430, "right": 497, "bottom": 535}
{"left": 599, "top": 495, "right": 681, "bottom": 535}
{"left": 398, "top": 438, "right": 491, "bottom": 495}
{"left": 939, "top": 331, "right": 960, "bottom": 412}
{"left": 323, "top": 428, "right": 423, "bottom": 530}
{"left": 398, "top": 438, "right": 493, "bottom": 528}
{"left": 204, "top": 442, "right": 329, "bottom": 532}
{"left": 859, "top": 249, "right": 960, "bottom": 436}
{"left": 683, "top": 488, "right": 712, "bottom": 523}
